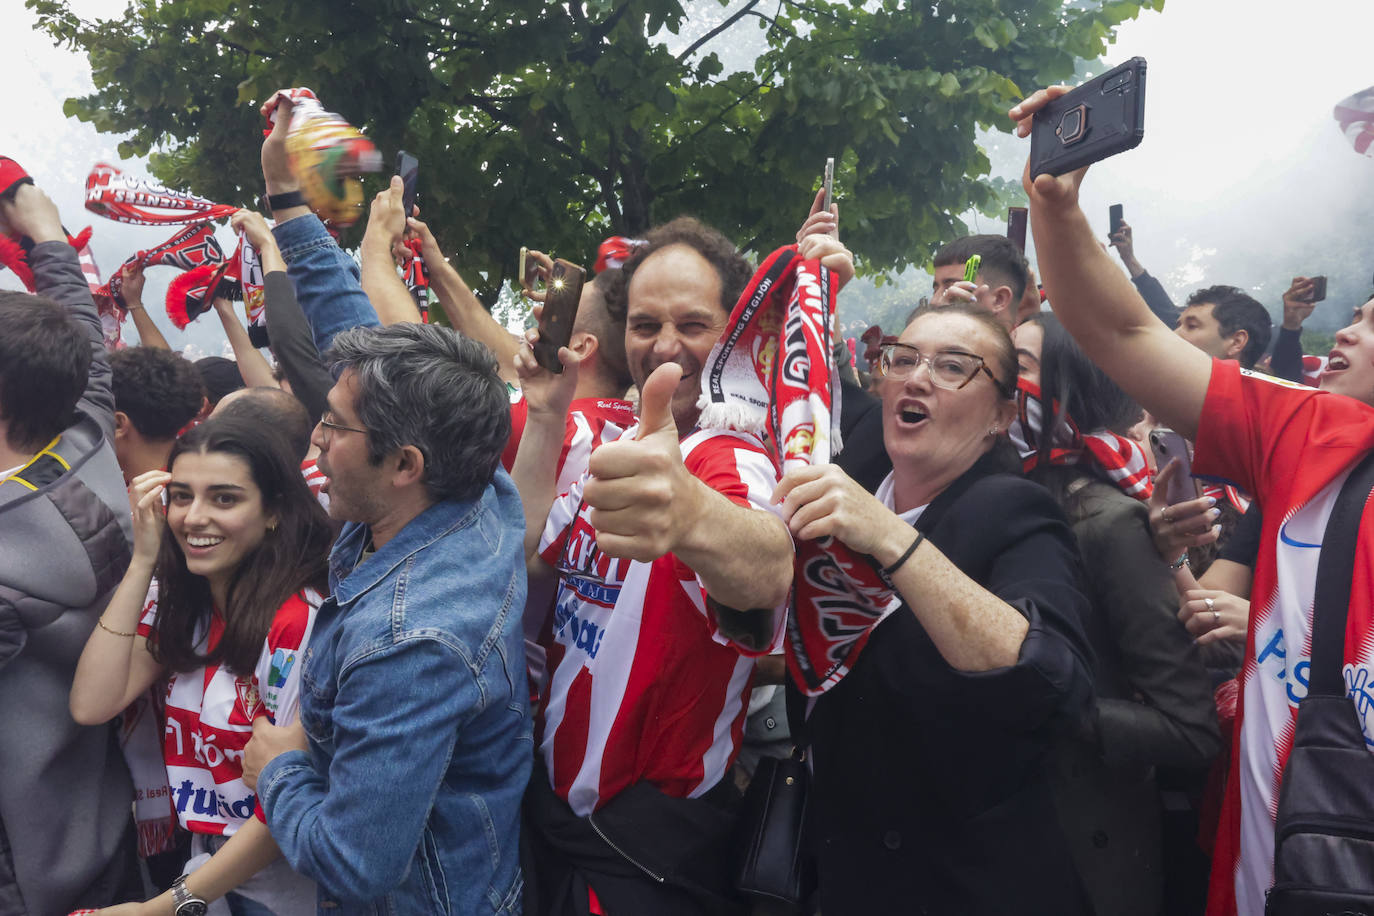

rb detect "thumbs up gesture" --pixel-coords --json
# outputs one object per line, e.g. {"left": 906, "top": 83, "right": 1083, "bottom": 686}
{"left": 583, "top": 362, "right": 696, "bottom": 562}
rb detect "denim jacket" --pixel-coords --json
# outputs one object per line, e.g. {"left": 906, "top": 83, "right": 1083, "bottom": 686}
{"left": 259, "top": 477, "right": 532, "bottom": 914}
{"left": 261, "top": 213, "right": 532, "bottom": 913}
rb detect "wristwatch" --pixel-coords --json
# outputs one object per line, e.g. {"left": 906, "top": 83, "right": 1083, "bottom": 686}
{"left": 171, "top": 875, "right": 209, "bottom": 916}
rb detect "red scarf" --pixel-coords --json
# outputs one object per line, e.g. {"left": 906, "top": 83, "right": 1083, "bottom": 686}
{"left": 1011, "top": 378, "right": 1154, "bottom": 500}
{"left": 165, "top": 234, "right": 263, "bottom": 332}
{"left": 85, "top": 162, "right": 239, "bottom": 226}
{"left": 696, "top": 245, "right": 896, "bottom": 696}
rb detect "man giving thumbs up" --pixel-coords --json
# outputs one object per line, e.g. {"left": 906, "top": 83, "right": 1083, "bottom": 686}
{"left": 511, "top": 217, "right": 793, "bottom": 915}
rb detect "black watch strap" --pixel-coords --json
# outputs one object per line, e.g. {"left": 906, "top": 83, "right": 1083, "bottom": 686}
{"left": 267, "top": 190, "right": 307, "bottom": 212}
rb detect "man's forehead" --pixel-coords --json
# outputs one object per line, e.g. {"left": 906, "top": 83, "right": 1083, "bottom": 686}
{"left": 326, "top": 369, "right": 361, "bottom": 415}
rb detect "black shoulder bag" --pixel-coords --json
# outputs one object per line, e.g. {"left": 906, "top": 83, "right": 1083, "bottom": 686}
{"left": 1266, "top": 450, "right": 1374, "bottom": 915}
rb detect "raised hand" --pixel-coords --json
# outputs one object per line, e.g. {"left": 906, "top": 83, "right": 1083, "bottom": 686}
{"left": 513, "top": 301, "right": 583, "bottom": 418}
{"left": 583, "top": 362, "right": 692, "bottom": 562}
{"left": 258, "top": 95, "right": 299, "bottom": 196}
{"left": 230, "top": 210, "right": 278, "bottom": 255}
{"left": 120, "top": 262, "right": 147, "bottom": 306}
{"left": 1108, "top": 220, "right": 1135, "bottom": 258}
{"left": 798, "top": 216, "right": 855, "bottom": 290}
{"left": 128, "top": 469, "right": 172, "bottom": 565}
{"left": 0, "top": 181, "right": 64, "bottom": 244}
{"left": 796, "top": 187, "right": 838, "bottom": 244}
{"left": 1282, "top": 276, "right": 1318, "bottom": 331}
{"left": 1010, "top": 87, "right": 1087, "bottom": 210}
{"left": 364, "top": 176, "right": 409, "bottom": 254}
{"left": 1147, "top": 458, "right": 1220, "bottom": 561}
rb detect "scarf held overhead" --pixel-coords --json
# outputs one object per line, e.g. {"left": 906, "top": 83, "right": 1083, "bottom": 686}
{"left": 85, "top": 163, "right": 240, "bottom": 226}
{"left": 695, "top": 246, "right": 897, "bottom": 696}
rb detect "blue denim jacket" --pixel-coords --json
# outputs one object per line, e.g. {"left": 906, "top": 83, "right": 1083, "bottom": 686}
{"left": 259, "top": 480, "right": 532, "bottom": 914}
{"left": 261, "top": 213, "right": 532, "bottom": 914}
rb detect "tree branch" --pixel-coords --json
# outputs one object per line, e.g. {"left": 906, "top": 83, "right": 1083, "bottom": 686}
{"left": 675, "top": 0, "right": 762, "bottom": 62}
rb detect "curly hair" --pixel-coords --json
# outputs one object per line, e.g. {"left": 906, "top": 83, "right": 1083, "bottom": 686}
{"left": 602, "top": 217, "right": 752, "bottom": 323}
{"left": 110, "top": 347, "right": 206, "bottom": 440}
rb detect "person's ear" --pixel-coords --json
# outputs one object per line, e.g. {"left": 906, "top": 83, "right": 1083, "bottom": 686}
{"left": 569, "top": 330, "right": 600, "bottom": 361}
{"left": 113, "top": 411, "right": 130, "bottom": 440}
{"left": 1223, "top": 329, "right": 1249, "bottom": 361}
{"left": 391, "top": 444, "right": 427, "bottom": 489}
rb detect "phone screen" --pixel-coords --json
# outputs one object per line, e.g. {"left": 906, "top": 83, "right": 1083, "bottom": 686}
{"left": 822, "top": 157, "right": 835, "bottom": 213}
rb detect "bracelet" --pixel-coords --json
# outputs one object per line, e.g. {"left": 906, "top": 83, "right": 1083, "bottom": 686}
{"left": 1169, "top": 551, "right": 1189, "bottom": 571}
{"left": 883, "top": 531, "right": 925, "bottom": 577}
{"left": 266, "top": 190, "right": 307, "bottom": 212}
{"left": 97, "top": 617, "right": 135, "bottom": 638}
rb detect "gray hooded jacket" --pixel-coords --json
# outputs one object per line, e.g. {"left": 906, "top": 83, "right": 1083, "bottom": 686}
{"left": 0, "top": 241, "right": 136, "bottom": 915}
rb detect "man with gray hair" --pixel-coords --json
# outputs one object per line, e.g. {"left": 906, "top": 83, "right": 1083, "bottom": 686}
{"left": 241, "top": 97, "right": 531, "bottom": 915}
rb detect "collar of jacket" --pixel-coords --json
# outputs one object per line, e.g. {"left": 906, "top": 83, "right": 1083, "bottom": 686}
{"left": 328, "top": 488, "right": 493, "bottom": 607}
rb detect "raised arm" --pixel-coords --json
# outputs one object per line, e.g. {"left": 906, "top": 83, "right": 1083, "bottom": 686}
{"left": 233, "top": 210, "right": 333, "bottom": 421}
{"left": 69, "top": 470, "right": 168, "bottom": 724}
{"left": 260, "top": 96, "right": 379, "bottom": 355}
{"left": 2, "top": 183, "right": 117, "bottom": 438}
{"left": 1012, "top": 88, "right": 1211, "bottom": 440}
{"left": 358, "top": 178, "right": 423, "bottom": 325}
{"left": 412, "top": 216, "right": 520, "bottom": 382}
{"left": 212, "top": 296, "right": 279, "bottom": 388}
{"left": 120, "top": 263, "right": 171, "bottom": 350}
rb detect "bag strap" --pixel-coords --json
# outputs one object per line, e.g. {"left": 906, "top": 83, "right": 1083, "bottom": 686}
{"left": 1309, "top": 449, "right": 1374, "bottom": 697}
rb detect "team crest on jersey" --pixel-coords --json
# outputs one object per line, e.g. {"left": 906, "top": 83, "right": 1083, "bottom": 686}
{"left": 232, "top": 677, "right": 265, "bottom": 725}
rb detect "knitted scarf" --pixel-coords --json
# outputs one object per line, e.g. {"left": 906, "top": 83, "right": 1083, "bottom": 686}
{"left": 400, "top": 236, "right": 430, "bottom": 322}
{"left": 1010, "top": 378, "right": 1154, "bottom": 501}
{"left": 696, "top": 245, "right": 896, "bottom": 696}
{"left": 166, "top": 235, "right": 263, "bottom": 335}
{"left": 85, "top": 162, "right": 239, "bottom": 226}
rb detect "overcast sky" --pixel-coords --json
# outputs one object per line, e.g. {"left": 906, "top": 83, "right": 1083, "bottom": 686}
{"left": 5, "top": 0, "right": 1373, "bottom": 351}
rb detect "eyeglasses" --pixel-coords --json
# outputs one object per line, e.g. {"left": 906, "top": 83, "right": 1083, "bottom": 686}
{"left": 319, "top": 410, "right": 367, "bottom": 440}
{"left": 879, "top": 343, "right": 1000, "bottom": 392}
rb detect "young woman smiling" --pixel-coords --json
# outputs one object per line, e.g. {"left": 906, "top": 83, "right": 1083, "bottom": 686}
{"left": 71, "top": 414, "right": 334, "bottom": 915}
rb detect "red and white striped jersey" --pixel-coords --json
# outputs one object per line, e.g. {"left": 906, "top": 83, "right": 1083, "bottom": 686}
{"left": 139, "top": 587, "right": 322, "bottom": 835}
{"left": 1194, "top": 362, "right": 1374, "bottom": 915}
{"left": 300, "top": 456, "right": 329, "bottom": 511}
{"left": 502, "top": 394, "right": 636, "bottom": 496}
{"left": 535, "top": 426, "right": 786, "bottom": 816}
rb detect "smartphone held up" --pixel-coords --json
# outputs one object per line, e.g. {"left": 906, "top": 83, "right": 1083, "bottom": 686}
{"left": 520, "top": 247, "right": 587, "bottom": 374}
{"left": 1030, "top": 58, "right": 1147, "bottom": 178}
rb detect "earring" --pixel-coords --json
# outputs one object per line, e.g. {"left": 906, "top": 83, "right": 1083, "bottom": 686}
{"left": 989, "top": 425, "right": 1000, "bottom": 436}
{"left": 267, "top": 522, "right": 278, "bottom": 533}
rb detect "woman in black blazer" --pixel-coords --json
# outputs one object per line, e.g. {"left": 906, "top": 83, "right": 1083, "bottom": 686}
{"left": 776, "top": 304, "right": 1096, "bottom": 915}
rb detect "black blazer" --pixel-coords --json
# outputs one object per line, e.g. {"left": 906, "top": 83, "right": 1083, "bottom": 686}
{"left": 797, "top": 452, "right": 1096, "bottom": 916}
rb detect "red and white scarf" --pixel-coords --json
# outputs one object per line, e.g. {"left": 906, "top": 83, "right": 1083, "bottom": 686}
{"left": 165, "top": 234, "right": 263, "bottom": 332}
{"left": 1334, "top": 86, "right": 1374, "bottom": 157}
{"left": 594, "top": 236, "right": 646, "bottom": 273}
{"left": 85, "top": 162, "right": 239, "bottom": 226}
{"left": 696, "top": 245, "right": 896, "bottom": 696}
{"left": 94, "top": 222, "right": 225, "bottom": 315}
{"left": 1010, "top": 378, "right": 1153, "bottom": 500}
{"left": 400, "top": 236, "right": 430, "bottom": 322}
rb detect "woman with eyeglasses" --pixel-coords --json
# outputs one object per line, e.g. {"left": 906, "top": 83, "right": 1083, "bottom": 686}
{"left": 774, "top": 302, "right": 1096, "bottom": 915}
{"left": 70, "top": 414, "right": 335, "bottom": 915}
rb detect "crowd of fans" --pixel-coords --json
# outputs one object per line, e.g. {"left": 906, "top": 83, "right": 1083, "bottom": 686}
{"left": 2, "top": 79, "right": 1372, "bottom": 916}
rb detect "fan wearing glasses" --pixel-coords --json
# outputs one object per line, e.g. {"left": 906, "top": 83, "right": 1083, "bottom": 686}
{"left": 773, "top": 302, "right": 1096, "bottom": 915}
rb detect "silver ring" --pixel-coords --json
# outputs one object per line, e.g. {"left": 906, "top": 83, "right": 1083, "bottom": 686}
{"left": 1204, "top": 597, "right": 1215, "bottom": 612}
{"left": 1213, "top": 610, "right": 1221, "bottom": 626}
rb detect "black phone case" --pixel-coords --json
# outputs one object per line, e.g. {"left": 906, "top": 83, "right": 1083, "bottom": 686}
{"left": 1030, "top": 58, "right": 1147, "bottom": 178}
{"left": 532, "top": 259, "right": 586, "bottom": 373}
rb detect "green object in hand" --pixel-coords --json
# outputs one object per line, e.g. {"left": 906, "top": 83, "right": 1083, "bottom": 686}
{"left": 963, "top": 254, "right": 981, "bottom": 284}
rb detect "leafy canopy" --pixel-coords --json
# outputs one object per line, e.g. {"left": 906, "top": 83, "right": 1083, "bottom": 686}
{"left": 29, "top": 0, "right": 1161, "bottom": 302}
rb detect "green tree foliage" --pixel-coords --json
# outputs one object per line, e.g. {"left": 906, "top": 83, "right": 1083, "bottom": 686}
{"left": 29, "top": 0, "right": 1160, "bottom": 302}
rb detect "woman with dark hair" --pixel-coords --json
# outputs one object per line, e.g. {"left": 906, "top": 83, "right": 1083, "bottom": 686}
{"left": 1012, "top": 312, "right": 1221, "bottom": 916}
{"left": 72, "top": 414, "right": 334, "bottom": 915}
{"left": 775, "top": 302, "right": 1095, "bottom": 914}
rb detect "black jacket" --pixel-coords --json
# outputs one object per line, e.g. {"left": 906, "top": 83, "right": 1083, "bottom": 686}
{"left": 798, "top": 452, "right": 1096, "bottom": 916}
